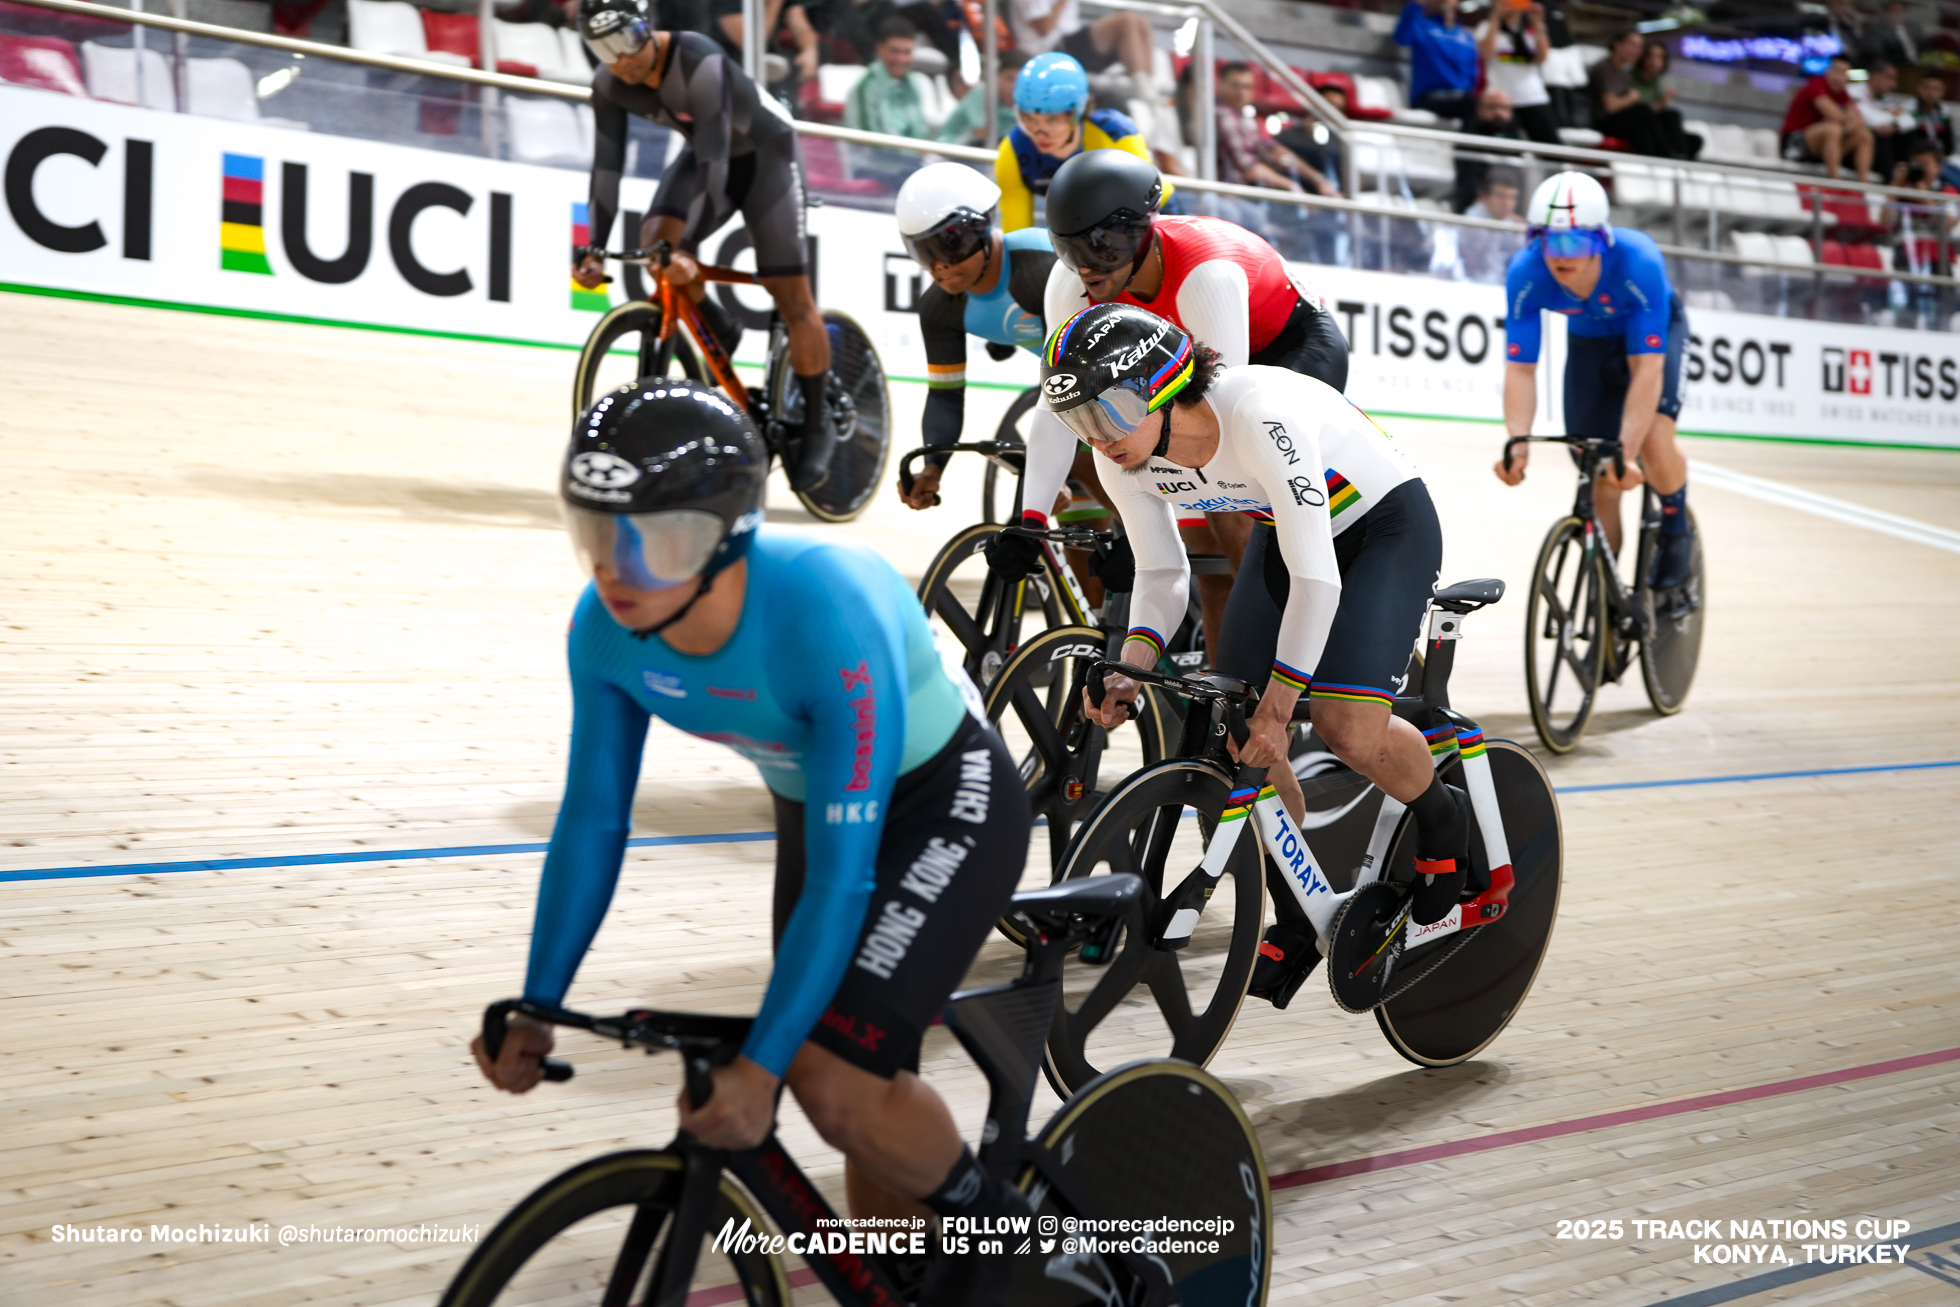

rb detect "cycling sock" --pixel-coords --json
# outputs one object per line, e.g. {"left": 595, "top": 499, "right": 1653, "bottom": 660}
{"left": 1659, "top": 485, "right": 1689, "bottom": 535}
{"left": 1410, "top": 777, "right": 1469, "bottom": 927}
{"left": 923, "top": 1146, "right": 1022, "bottom": 1221}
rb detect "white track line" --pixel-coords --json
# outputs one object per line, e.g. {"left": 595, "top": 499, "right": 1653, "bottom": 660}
{"left": 1691, "top": 460, "right": 1960, "bottom": 556}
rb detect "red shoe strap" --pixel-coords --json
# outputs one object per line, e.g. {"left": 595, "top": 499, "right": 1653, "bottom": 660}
{"left": 1412, "top": 856, "right": 1456, "bottom": 877}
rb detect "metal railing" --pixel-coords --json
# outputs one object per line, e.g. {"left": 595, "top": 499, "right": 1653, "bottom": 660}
{"left": 9, "top": 0, "right": 1960, "bottom": 307}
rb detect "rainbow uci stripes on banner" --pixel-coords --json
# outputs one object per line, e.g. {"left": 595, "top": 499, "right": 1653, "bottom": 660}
{"left": 220, "top": 153, "right": 272, "bottom": 276}
{"left": 570, "top": 203, "right": 610, "bottom": 312}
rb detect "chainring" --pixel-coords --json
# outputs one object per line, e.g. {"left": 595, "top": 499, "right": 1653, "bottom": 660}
{"left": 1326, "top": 881, "right": 1411, "bottom": 1014}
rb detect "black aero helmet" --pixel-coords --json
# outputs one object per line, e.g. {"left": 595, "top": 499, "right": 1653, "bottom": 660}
{"left": 579, "top": 0, "right": 651, "bottom": 62}
{"left": 562, "top": 379, "right": 766, "bottom": 591}
{"left": 1041, "top": 303, "right": 1194, "bottom": 446}
{"left": 1045, "top": 149, "right": 1163, "bottom": 278}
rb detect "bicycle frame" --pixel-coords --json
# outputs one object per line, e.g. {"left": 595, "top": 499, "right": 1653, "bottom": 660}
{"left": 606, "top": 244, "right": 759, "bottom": 413}
{"left": 1508, "top": 434, "right": 1655, "bottom": 642}
{"left": 1092, "top": 602, "right": 1516, "bottom": 964}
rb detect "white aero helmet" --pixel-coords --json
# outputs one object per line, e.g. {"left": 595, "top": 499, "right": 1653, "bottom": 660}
{"left": 896, "top": 163, "right": 1001, "bottom": 268}
{"left": 1527, "top": 171, "right": 1614, "bottom": 257}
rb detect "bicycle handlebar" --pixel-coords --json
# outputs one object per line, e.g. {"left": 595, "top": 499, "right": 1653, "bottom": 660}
{"left": 895, "top": 441, "right": 1027, "bottom": 500}
{"left": 482, "top": 998, "right": 737, "bottom": 1109}
{"left": 594, "top": 243, "right": 758, "bottom": 286}
{"left": 1503, "top": 433, "right": 1625, "bottom": 479}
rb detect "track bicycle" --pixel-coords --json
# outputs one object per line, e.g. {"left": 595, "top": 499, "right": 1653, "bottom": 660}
{"left": 1506, "top": 435, "right": 1707, "bottom": 753}
{"left": 440, "top": 875, "right": 1272, "bottom": 1307}
{"left": 1038, "top": 579, "right": 1564, "bottom": 1093}
{"left": 573, "top": 243, "right": 891, "bottom": 523}
{"left": 893, "top": 385, "right": 1038, "bottom": 523}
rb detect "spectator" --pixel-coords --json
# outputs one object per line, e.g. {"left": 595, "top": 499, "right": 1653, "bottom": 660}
{"left": 1826, "top": 0, "right": 1869, "bottom": 62}
{"left": 1452, "top": 87, "right": 1525, "bottom": 211}
{"left": 1904, "top": 69, "right": 1955, "bottom": 158}
{"left": 1394, "top": 0, "right": 1481, "bottom": 127}
{"left": 1854, "top": 61, "right": 1917, "bottom": 177}
{"left": 1215, "top": 61, "right": 1339, "bottom": 195}
{"left": 936, "top": 47, "right": 1026, "bottom": 145}
{"left": 1887, "top": 139, "right": 1959, "bottom": 277}
{"left": 1781, "top": 55, "right": 1876, "bottom": 181}
{"left": 845, "top": 16, "right": 932, "bottom": 138}
{"left": 1005, "top": 0, "right": 1161, "bottom": 101}
{"left": 1589, "top": 28, "right": 1697, "bottom": 158}
{"left": 1456, "top": 165, "right": 1526, "bottom": 282}
{"left": 1477, "top": 0, "right": 1559, "bottom": 144}
{"left": 711, "top": 0, "right": 820, "bottom": 81}
{"left": 1864, "top": 0, "right": 1926, "bottom": 80}
{"left": 1276, "top": 83, "right": 1347, "bottom": 195}
{"left": 1630, "top": 39, "right": 1701, "bottom": 159}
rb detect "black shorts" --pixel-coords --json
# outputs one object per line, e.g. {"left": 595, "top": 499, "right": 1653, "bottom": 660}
{"left": 1213, "top": 479, "right": 1442, "bottom": 707}
{"left": 1060, "top": 26, "right": 1121, "bottom": 73}
{"left": 1248, "top": 297, "right": 1349, "bottom": 393}
{"left": 1564, "top": 293, "right": 1687, "bottom": 439}
{"left": 650, "top": 131, "right": 809, "bottom": 278}
{"left": 769, "top": 713, "right": 1028, "bottom": 1078}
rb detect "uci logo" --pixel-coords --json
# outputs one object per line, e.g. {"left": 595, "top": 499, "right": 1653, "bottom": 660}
{"left": 1043, "top": 373, "right": 1077, "bottom": 400}
{"left": 570, "top": 451, "right": 640, "bottom": 489}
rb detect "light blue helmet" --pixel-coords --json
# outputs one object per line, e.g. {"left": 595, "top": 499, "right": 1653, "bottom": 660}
{"left": 1015, "top": 51, "right": 1090, "bottom": 116}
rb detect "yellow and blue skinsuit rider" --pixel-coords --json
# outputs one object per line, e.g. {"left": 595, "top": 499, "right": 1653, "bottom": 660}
{"left": 994, "top": 51, "right": 1168, "bottom": 230}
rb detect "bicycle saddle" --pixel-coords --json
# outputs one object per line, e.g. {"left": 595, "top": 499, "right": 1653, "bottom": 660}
{"left": 1011, "top": 874, "right": 1143, "bottom": 930}
{"left": 1433, "top": 578, "right": 1506, "bottom": 613}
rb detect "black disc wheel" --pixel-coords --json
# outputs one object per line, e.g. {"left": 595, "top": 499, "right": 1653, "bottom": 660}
{"left": 1373, "top": 739, "right": 1563, "bottom": 1067}
{"left": 983, "top": 384, "right": 1039, "bottom": 524}
{"left": 1043, "top": 761, "right": 1264, "bottom": 1096}
{"left": 572, "top": 301, "right": 704, "bottom": 418}
{"left": 1524, "top": 515, "right": 1612, "bottom": 754}
{"left": 984, "top": 625, "right": 1179, "bottom": 878}
{"left": 772, "top": 310, "right": 889, "bottom": 523}
{"left": 1636, "top": 505, "right": 1705, "bottom": 716}
{"left": 917, "top": 523, "right": 1069, "bottom": 693}
{"left": 439, "top": 1150, "right": 790, "bottom": 1307}
{"left": 1014, "top": 1060, "right": 1271, "bottom": 1307}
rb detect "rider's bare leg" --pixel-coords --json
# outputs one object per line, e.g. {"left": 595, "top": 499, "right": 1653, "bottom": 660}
{"left": 760, "top": 272, "right": 831, "bottom": 376}
{"left": 1596, "top": 416, "right": 1684, "bottom": 555}
{"left": 1309, "top": 699, "right": 1434, "bottom": 807}
{"left": 787, "top": 1041, "right": 954, "bottom": 1222}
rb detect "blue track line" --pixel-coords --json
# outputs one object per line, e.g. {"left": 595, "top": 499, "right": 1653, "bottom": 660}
{"left": 5, "top": 758, "right": 1958, "bottom": 885}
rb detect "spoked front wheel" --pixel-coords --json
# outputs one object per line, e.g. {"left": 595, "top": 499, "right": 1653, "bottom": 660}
{"left": 439, "top": 1150, "right": 789, "bottom": 1307}
{"left": 1636, "top": 505, "right": 1705, "bottom": 716}
{"left": 775, "top": 310, "right": 890, "bottom": 522}
{"left": 983, "top": 624, "right": 1179, "bottom": 877}
{"left": 1014, "top": 1060, "right": 1271, "bottom": 1307}
{"left": 1373, "top": 739, "right": 1563, "bottom": 1067}
{"left": 1043, "top": 761, "right": 1264, "bottom": 1096}
{"left": 1524, "top": 515, "right": 1611, "bottom": 754}
{"left": 573, "top": 302, "right": 703, "bottom": 418}
{"left": 917, "top": 523, "right": 1067, "bottom": 692}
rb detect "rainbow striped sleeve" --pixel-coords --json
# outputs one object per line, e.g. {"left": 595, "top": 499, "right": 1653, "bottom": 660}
{"left": 1325, "top": 469, "right": 1362, "bottom": 519}
{"left": 1310, "top": 680, "right": 1394, "bottom": 707}
{"left": 1125, "top": 626, "right": 1166, "bottom": 659}
{"left": 1270, "top": 660, "right": 1311, "bottom": 693}
{"left": 926, "top": 362, "right": 966, "bottom": 390}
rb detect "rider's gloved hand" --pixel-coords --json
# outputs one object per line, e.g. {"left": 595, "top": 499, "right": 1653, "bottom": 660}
{"left": 1089, "top": 534, "right": 1135, "bottom": 593}
{"left": 983, "top": 528, "right": 1044, "bottom": 580}
{"left": 985, "top": 341, "right": 1017, "bottom": 362}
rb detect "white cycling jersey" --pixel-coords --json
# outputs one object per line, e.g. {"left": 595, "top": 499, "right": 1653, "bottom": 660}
{"left": 1098, "top": 366, "right": 1417, "bottom": 684}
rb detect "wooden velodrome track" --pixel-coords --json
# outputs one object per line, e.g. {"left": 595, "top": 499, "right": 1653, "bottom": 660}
{"left": 3, "top": 289, "right": 1958, "bottom": 1307}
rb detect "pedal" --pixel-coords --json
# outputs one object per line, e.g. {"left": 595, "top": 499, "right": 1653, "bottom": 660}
{"left": 1247, "top": 921, "right": 1320, "bottom": 1009}
{"left": 1326, "top": 882, "right": 1410, "bottom": 1014}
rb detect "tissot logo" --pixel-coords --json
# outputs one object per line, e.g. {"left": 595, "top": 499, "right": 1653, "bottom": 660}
{"left": 1820, "top": 344, "right": 1958, "bottom": 399}
{"left": 570, "top": 451, "right": 640, "bottom": 488}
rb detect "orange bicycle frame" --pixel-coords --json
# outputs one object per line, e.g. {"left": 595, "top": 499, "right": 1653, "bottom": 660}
{"left": 648, "top": 256, "right": 758, "bottom": 412}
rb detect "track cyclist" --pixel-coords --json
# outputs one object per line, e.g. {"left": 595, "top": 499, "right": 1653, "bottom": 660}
{"left": 1493, "top": 170, "right": 1697, "bottom": 588}
{"left": 893, "top": 163, "right": 1056, "bottom": 511}
{"left": 1051, "top": 304, "right": 1470, "bottom": 998}
{"left": 995, "top": 51, "right": 1166, "bottom": 232}
{"left": 571, "top": 0, "right": 841, "bottom": 493}
{"left": 471, "top": 382, "right": 1033, "bottom": 1306}
{"left": 987, "top": 149, "right": 1349, "bottom": 641}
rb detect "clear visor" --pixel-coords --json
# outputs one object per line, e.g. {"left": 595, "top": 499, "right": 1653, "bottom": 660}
{"left": 1051, "top": 216, "right": 1152, "bottom": 275}
{"left": 1051, "top": 385, "right": 1152, "bottom": 446}
{"left": 583, "top": 16, "right": 650, "bottom": 63}
{"left": 1535, "top": 226, "right": 1609, "bottom": 259}
{"left": 565, "top": 505, "right": 724, "bottom": 590}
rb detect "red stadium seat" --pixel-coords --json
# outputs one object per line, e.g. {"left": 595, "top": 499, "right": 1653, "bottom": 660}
{"left": 421, "top": 9, "right": 479, "bottom": 65}
{"left": 0, "top": 33, "right": 86, "bottom": 96}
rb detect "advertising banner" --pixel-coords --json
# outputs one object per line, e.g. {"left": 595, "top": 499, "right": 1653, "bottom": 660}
{"left": 7, "top": 84, "right": 1960, "bottom": 446}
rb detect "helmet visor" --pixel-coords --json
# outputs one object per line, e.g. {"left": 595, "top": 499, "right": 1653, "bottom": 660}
{"left": 1534, "top": 226, "right": 1609, "bottom": 259}
{"left": 582, "top": 15, "right": 650, "bottom": 63}
{"left": 1051, "top": 384, "right": 1152, "bottom": 447}
{"left": 1051, "top": 214, "right": 1154, "bottom": 275}
{"left": 901, "top": 209, "right": 991, "bottom": 269}
{"left": 565, "top": 505, "right": 725, "bottom": 590}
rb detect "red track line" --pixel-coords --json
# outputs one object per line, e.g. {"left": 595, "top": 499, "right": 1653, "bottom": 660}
{"left": 1269, "top": 1045, "right": 1960, "bottom": 1192}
